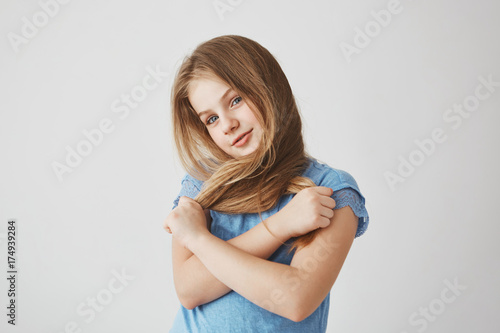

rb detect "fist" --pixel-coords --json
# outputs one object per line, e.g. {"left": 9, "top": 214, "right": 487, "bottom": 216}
{"left": 280, "top": 186, "right": 336, "bottom": 238}
{"left": 163, "top": 196, "right": 209, "bottom": 250}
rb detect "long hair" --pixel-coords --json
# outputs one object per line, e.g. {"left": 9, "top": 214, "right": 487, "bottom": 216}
{"left": 171, "top": 35, "right": 321, "bottom": 252}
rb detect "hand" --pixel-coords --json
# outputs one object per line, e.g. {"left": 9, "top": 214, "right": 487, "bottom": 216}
{"left": 163, "top": 196, "right": 210, "bottom": 251}
{"left": 275, "top": 186, "right": 336, "bottom": 239}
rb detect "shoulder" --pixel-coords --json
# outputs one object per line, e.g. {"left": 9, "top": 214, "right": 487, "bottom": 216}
{"left": 172, "top": 173, "right": 205, "bottom": 209}
{"left": 303, "top": 157, "right": 361, "bottom": 193}
{"left": 180, "top": 173, "right": 204, "bottom": 191}
{"left": 304, "top": 157, "right": 370, "bottom": 238}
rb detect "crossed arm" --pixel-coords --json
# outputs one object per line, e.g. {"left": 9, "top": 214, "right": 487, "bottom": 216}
{"left": 165, "top": 187, "right": 358, "bottom": 322}
{"left": 172, "top": 212, "right": 291, "bottom": 310}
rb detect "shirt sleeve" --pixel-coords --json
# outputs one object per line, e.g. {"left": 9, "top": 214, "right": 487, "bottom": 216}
{"left": 319, "top": 168, "right": 370, "bottom": 238}
{"left": 172, "top": 174, "right": 203, "bottom": 209}
{"left": 331, "top": 187, "right": 369, "bottom": 238}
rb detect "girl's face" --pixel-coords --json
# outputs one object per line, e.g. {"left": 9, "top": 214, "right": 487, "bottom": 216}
{"left": 188, "top": 76, "right": 263, "bottom": 159}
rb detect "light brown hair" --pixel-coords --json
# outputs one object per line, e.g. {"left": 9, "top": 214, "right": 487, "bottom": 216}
{"left": 171, "top": 35, "right": 321, "bottom": 253}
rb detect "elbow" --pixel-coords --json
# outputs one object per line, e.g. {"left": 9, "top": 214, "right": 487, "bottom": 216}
{"left": 179, "top": 296, "right": 199, "bottom": 310}
{"left": 288, "top": 313, "right": 305, "bottom": 323}
{"left": 181, "top": 303, "right": 197, "bottom": 311}
{"left": 288, "top": 308, "right": 313, "bottom": 323}
{"left": 176, "top": 289, "right": 201, "bottom": 310}
{"left": 286, "top": 293, "right": 318, "bottom": 322}
{"left": 174, "top": 280, "right": 206, "bottom": 310}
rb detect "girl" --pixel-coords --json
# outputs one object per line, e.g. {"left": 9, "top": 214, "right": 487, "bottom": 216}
{"left": 164, "top": 35, "right": 369, "bottom": 332}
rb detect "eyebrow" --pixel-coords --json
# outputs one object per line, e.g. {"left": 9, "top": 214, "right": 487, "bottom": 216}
{"left": 197, "top": 88, "right": 233, "bottom": 118}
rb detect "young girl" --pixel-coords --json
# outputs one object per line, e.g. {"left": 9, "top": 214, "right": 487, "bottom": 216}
{"left": 164, "top": 35, "right": 369, "bottom": 332}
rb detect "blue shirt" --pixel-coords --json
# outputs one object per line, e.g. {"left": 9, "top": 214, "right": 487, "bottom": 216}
{"left": 170, "top": 158, "right": 369, "bottom": 332}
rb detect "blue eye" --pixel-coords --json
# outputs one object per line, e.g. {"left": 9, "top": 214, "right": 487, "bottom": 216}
{"left": 207, "top": 115, "right": 218, "bottom": 125}
{"left": 231, "top": 96, "right": 242, "bottom": 106}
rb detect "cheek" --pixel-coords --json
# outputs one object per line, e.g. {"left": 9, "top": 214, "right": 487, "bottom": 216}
{"left": 245, "top": 108, "right": 261, "bottom": 126}
{"left": 209, "top": 131, "right": 227, "bottom": 149}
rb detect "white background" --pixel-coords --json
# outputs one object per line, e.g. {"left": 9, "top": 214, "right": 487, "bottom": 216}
{"left": 1, "top": 0, "right": 499, "bottom": 332}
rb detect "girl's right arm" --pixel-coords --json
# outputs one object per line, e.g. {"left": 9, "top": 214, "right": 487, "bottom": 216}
{"left": 171, "top": 186, "right": 335, "bottom": 309}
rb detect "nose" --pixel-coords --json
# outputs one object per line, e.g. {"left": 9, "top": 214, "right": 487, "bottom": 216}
{"left": 221, "top": 115, "right": 239, "bottom": 134}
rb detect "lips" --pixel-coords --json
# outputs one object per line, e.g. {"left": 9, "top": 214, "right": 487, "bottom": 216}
{"left": 232, "top": 129, "right": 253, "bottom": 146}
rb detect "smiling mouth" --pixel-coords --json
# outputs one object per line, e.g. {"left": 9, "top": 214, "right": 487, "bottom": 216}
{"left": 233, "top": 129, "right": 252, "bottom": 146}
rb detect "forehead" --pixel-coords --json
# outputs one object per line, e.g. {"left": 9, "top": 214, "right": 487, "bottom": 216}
{"left": 188, "top": 75, "right": 232, "bottom": 113}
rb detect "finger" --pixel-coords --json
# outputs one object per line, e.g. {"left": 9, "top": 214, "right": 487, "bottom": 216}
{"left": 178, "top": 196, "right": 201, "bottom": 209}
{"left": 319, "top": 206, "right": 335, "bottom": 219}
{"left": 163, "top": 217, "right": 172, "bottom": 233}
{"left": 317, "top": 216, "right": 332, "bottom": 228}
{"left": 319, "top": 196, "right": 336, "bottom": 209}
{"left": 178, "top": 196, "right": 192, "bottom": 205}
{"left": 311, "top": 186, "right": 334, "bottom": 196}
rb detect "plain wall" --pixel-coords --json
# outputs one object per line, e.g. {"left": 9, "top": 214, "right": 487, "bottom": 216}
{"left": 1, "top": 0, "right": 499, "bottom": 332}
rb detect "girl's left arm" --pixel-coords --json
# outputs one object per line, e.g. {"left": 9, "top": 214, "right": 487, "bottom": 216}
{"left": 187, "top": 202, "right": 358, "bottom": 322}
